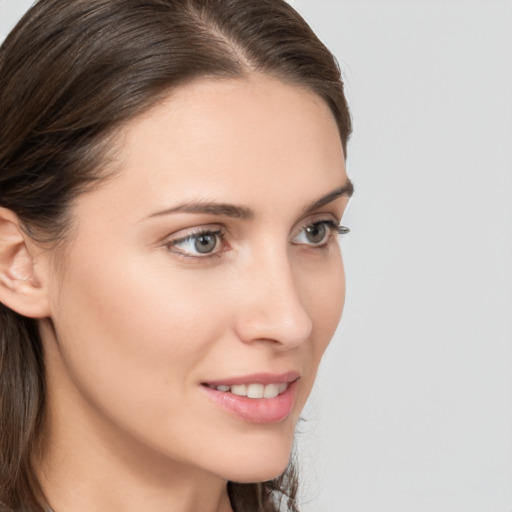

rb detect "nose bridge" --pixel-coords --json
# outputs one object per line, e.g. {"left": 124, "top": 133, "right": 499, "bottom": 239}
{"left": 233, "top": 241, "right": 313, "bottom": 348}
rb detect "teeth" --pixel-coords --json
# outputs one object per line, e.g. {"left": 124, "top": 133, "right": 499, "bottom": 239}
{"left": 214, "top": 383, "right": 289, "bottom": 399}
{"left": 263, "top": 383, "right": 280, "bottom": 398}
{"left": 230, "top": 384, "right": 247, "bottom": 396}
{"left": 277, "top": 383, "right": 288, "bottom": 395}
{"left": 247, "top": 383, "right": 264, "bottom": 398}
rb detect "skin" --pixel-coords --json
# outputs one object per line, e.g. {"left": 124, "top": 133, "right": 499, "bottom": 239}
{"left": 30, "top": 75, "right": 351, "bottom": 512}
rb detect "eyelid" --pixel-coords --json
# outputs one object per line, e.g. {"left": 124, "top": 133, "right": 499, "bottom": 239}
{"left": 292, "top": 213, "right": 340, "bottom": 236}
{"left": 161, "top": 214, "right": 350, "bottom": 260}
{"left": 291, "top": 216, "right": 347, "bottom": 247}
{"left": 162, "top": 223, "right": 224, "bottom": 243}
{"left": 303, "top": 208, "right": 351, "bottom": 236}
{"left": 163, "top": 224, "right": 226, "bottom": 259}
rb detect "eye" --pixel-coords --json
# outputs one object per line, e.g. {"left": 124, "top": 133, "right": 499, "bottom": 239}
{"left": 292, "top": 220, "right": 349, "bottom": 246}
{"left": 166, "top": 229, "right": 224, "bottom": 257}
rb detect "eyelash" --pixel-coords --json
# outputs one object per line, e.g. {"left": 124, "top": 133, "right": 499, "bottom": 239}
{"left": 165, "top": 220, "right": 350, "bottom": 260}
{"left": 294, "top": 220, "right": 350, "bottom": 246}
{"left": 165, "top": 228, "right": 226, "bottom": 260}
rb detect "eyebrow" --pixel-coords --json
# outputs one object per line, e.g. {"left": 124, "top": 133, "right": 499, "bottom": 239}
{"left": 144, "top": 178, "right": 354, "bottom": 221}
{"left": 302, "top": 178, "right": 354, "bottom": 215}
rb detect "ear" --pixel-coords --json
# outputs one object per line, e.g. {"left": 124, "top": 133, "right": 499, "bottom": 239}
{"left": 0, "top": 207, "right": 51, "bottom": 318}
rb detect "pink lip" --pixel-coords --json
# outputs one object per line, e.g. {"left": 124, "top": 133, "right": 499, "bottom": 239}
{"left": 203, "top": 371, "right": 300, "bottom": 387}
{"left": 201, "top": 372, "right": 300, "bottom": 424}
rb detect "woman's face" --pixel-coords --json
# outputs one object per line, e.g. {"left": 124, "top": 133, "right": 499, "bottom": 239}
{"left": 41, "top": 76, "right": 351, "bottom": 483}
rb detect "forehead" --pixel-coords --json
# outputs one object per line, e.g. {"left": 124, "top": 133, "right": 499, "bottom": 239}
{"left": 120, "top": 75, "right": 342, "bottom": 152}
{"left": 79, "top": 76, "right": 347, "bottom": 222}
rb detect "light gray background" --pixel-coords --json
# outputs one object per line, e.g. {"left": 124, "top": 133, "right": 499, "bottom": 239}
{"left": 1, "top": 1, "right": 511, "bottom": 512}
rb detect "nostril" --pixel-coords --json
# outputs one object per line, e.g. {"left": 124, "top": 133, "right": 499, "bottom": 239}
{"left": 233, "top": 301, "right": 312, "bottom": 348}
{"left": 231, "top": 257, "right": 313, "bottom": 347}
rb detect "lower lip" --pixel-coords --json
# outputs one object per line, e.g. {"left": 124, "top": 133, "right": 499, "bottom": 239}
{"left": 201, "top": 382, "right": 297, "bottom": 424}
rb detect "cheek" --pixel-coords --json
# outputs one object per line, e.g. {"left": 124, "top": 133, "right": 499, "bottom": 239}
{"left": 43, "top": 234, "right": 345, "bottom": 481}
{"left": 302, "top": 250, "right": 346, "bottom": 355}
{"left": 48, "top": 246, "right": 228, "bottom": 424}
{"left": 290, "top": 247, "right": 345, "bottom": 403}
{"left": 47, "top": 248, "right": 302, "bottom": 480}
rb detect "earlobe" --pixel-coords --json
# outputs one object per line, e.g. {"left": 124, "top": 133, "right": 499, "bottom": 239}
{"left": 0, "top": 207, "right": 51, "bottom": 319}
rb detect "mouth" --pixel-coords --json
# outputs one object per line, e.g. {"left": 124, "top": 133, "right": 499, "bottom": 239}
{"left": 204, "top": 382, "right": 289, "bottom": 399}
{"left": 201, "top": 373, "right": 300, "bottom": 424}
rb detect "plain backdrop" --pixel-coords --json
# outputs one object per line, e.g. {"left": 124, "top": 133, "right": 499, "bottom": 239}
{"left": 1, "top": 1, "right": 511, "bottom": 512}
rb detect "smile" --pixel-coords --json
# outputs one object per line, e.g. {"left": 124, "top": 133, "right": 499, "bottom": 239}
{"left": 206, "top": 383, "right": 288, "bottom": 399}
{"left": 201, "top": 372, "right": 300, "bottom": 423}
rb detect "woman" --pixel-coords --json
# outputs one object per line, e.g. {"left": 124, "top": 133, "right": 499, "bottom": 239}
{"left": 0, "top": 0, "right": 353, "bottom": 511}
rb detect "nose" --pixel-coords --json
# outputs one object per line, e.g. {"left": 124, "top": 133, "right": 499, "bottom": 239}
{"left": 232, "top": 247, "right": 313, "bottom": 349}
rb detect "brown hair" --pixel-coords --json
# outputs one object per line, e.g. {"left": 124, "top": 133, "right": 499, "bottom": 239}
{"left": 0, "top": 0, "right": 351, "bottom": 510}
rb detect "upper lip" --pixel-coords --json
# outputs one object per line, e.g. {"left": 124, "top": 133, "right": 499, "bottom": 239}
{"left": 203, "top": 371, "right": 300, "bottom": 387}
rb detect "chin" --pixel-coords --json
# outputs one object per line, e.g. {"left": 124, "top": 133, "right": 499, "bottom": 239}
{"left": 225, "top": 460, "right": 291, "bottom": 484}
{"left": 215, "top": 435, "right": 294, "bottom": 484}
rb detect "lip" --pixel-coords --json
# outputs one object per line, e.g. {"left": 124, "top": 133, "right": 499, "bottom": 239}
{"left": 203, "top": 371, "right": 300, "bottom": 387}
{"left": 201, "top": 372, "right": 300, "bottom": 424}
